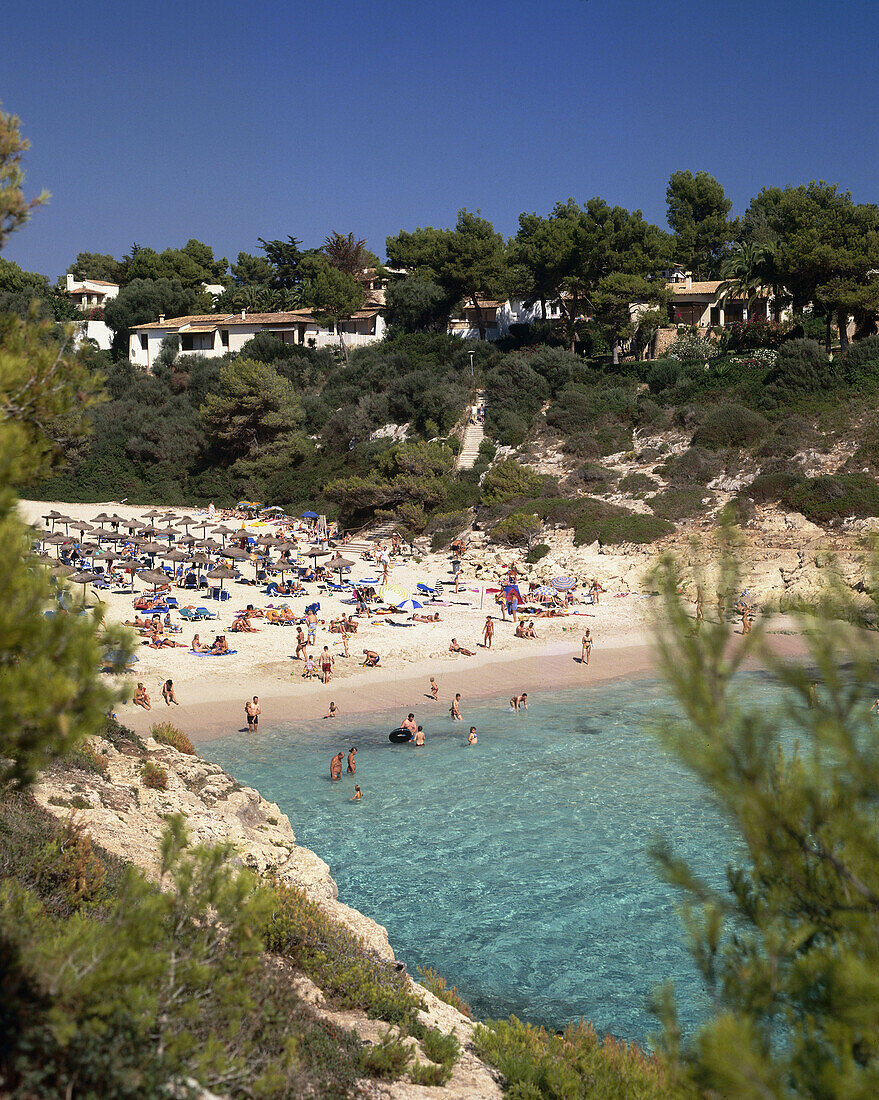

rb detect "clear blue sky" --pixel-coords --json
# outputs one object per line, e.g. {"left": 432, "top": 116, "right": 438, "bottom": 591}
{"left": 4, "top": 0, "right": 878, "bottom": 279}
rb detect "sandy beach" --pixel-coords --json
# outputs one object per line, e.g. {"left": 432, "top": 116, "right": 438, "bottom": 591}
{"left": 22, "top": 498, "right": 809, "bottom": 743}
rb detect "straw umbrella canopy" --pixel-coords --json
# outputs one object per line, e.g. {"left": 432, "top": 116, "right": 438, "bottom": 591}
{"left": 162, "top": 548, "right": 191, "bottom": 564}
{"left": 326, "top": 554, "right": 355, "bottom": 583}
{"left": 51, "top": 563, "right": 76, "bottom": 579}
{"left": 176, "top": 515, "right": 196, "bottom": 531}
{"left": 123, "top": 518, "right": 144, "bottom": 531}
{"left": 70, "top": 570, "right": 102, "bottom": 605}
{"left": 137, "top": 568, "right": 172, "bottom": 591}
{"left": 108, "top": 512, "right": 127, "bottom": 526}
{"left": 42, "top": 509, "right": 64, "bottom": 527}
{"left": 139, "top": 541, "right": 166, "bottom": 555}
{"left": 220, "top": 547, "right": 249, "bottom": 561}
{"left": 210, "top": 524, "right": 237, "bottom": 544}
{"left": 91, "top": 512, "right": 112, "bottom": 527}
{"left": 160, "top": 511, "right": 179, "bottom": 521}
{"left": 199, "top": 538, "right": 223, "bottom": 553}
{"left": 177, "top": 534, "right": 197, "bottom": 546}
{"left": 154, "top": 526, "right": 178, "bottom": 540}
{"left": 68, "top": 520, "right": 94, "bottom": 534}
{"left": 140, "top": 524, "right": 160, "bottom": 537}
{"left": 43, "top": 532, "right": 71, "bottom": 557}
{"left": 205, "top": 563, "right": 238, "bottom": 595}
{"left": 305, "top": 545, "right": 331, "bottom": 560}
{"left": 142, "top": 509, "right": 164, "bottom": 519}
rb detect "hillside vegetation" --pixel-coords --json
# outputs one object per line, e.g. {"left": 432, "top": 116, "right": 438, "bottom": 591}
{"left": 30, "top": 328, "right": 879, "bottom": 551}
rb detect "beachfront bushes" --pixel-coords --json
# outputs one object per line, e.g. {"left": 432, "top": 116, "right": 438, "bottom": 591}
{"left": 473, "top": 1016, "right": 689, "bottom": 1100}
{"left": 417, "top": 964, "right": 473, "bottom": 1017}
{"left": 658, "top": 446, "right": 723, "bottom": 486}
{"left": 525, "top": 543, "right": 551, "bottom": 564}
{"left": 141, "top": 760, "right": 168, "bottom": 789}
{"left": 482, "top": 457, "right": 544, "bottom": 503}
{"left": 649, "top": 487, "right": 716, "bottom": 522}
{"left": 264, "top": 879, "right": 421, "bottom": 1026}
{"left": 691, "top": 402, "right": 769, "bottom": 449}
{"left": 781, "top": 472, "right": 879, "bottom": 523}
{"left": 618, "top": 472, "right": 660, "bottom": 497}
{"left": 491, "top": 512, "right": 542, "bottom": 548}
{"left": 150, "top": 720, "right": 196, "bottom": 756}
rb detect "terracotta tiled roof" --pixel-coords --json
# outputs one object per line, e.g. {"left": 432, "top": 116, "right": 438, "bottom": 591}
{"left": 134, "top": 314, "right": 234, "bottom": 331}
{"left": 668, "top": 281, "right": 723, "bottom": 296}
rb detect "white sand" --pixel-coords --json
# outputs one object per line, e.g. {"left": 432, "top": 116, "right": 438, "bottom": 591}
{"left": 22, "top": 498, "right": 808, "bottom": 742}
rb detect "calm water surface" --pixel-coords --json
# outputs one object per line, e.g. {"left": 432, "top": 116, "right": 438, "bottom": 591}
{"left": 200, "top": 675, "right": 785, "bottom": 1041}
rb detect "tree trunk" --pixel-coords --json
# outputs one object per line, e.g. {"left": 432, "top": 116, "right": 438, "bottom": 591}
{"left": 470, "top": 295, "right": 486, "bottom": 341}
{"left": 837, "top": 310, "right": 850, "bottom": 353}
{"left": 540, "top": 296, "right": 547, "bottom": 321}
{"left": 825, "top": 311, "right": 833, "bottom": 355}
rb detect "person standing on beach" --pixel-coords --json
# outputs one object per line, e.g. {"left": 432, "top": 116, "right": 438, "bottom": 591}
{"left": 330, "top": 752, "right": 344, "bottom": 780}
{"left": 429, "top": 677, "right": 439, "bottom": 701}
{"left": 304, "top": 653, "right": 315, "bottom": 679}
{"left": 347, "top": 746, "right": 357, "bottom": 773}
{"left": 468, "top": 726, "right": 478, "bottom": 745}
{"left": 245, "top": 696, "right": 261, "bottom": 732}
{"left": 450, "top": 693, "right": 462, "bottom": 720}
{"left": 482, "top": 616, "right": 495, "bottom": 649}
{"left": 295, "top": 627, "right": 307, "bottom": 660}
{"left": 581, "top": 630, "right": 593, "bottom": 666}
{"left": 510, "top": 693, "right": 528, "bottom": 711}
{"left": 414, "top": 725, "right": 425, "bottom": 746}
{"left": 320, "top": 645, "right": 334, "bottom": 683}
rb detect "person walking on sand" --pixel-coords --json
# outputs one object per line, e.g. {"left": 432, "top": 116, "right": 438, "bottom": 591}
{"left": 450, "top": 693, "right": 462, "bottom": 720}
{"left": 304, "top": 653, "right": 315, "bottom": 680}
{"left": 482, "top": 616, "right": 495, "bottom": 649}
{"left": 581, "top": 630, "right": 593, "bottom": 666}
{"left": 320, "top": 645, "right": 334, "bottom": 683}
{"left": 468, "top": 726, "right": 478, "bottom": 745}
{"left": 347, "top": 746, "right": 357, "bottom": 773}
{"left": 414, "top": 725, "right": 425, "bottom": 746}
{"left": 295, "top": 627, "right": 307, "bottom": 660}
{"left": 245, "top": 696, "right": 261, "bottom": 732}
{"left": 351, "top": 784, "right": 362, "bottom": 801}
{"left": 429, "top": 676, "right": 439, "bottom": 701}
{"left": 742, "top": 606, "right": 754, "bottom": 635}
{"left": 162, "top": 679, "right": 178, "bottom": 706}
{"left": 510, "top": 693, "right": 528, "bottom": 711}
{"left": 330, "top": 752, "right": 344, "bottom": 780}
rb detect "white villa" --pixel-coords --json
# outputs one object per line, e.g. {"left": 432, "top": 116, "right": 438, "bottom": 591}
{"left": 64, "top": 274, "right": 120, "bottom": 350}
{"left": 129, "top": 307, "right": 386, "bottom": 368}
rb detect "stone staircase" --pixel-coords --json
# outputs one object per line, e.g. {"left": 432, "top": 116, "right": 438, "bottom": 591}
{"left": 456, "top": 390, "right": 485, "bottom": 471}
{"left": 342, "top": 521, "right": 396, "bottom": 555}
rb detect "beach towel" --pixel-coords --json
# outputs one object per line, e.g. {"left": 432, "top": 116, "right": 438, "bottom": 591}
{"left": 190, "top": 649, "right": 238, "bottom": 657}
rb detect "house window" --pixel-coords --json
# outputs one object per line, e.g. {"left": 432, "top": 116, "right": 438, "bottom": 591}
{"left": 180, "top": 334, "right": 194, "bottom": 351}
{"left": 140, "top": 334, "right": 148, "bottom": 351}
{"left": 220, "top": 329, "right": 229, "bottom": 347}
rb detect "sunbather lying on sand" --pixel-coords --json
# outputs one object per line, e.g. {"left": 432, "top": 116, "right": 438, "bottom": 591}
{"left": 412, "top": 612, "right": 442, "bottom": 622}
{"left": 449, "top": 638, "right": 474, "bottom": 656}
{"left": 230, "top": 614, "right": 259, "bottom": 633}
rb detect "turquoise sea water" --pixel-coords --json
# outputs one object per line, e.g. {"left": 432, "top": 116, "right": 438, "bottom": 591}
{"left": 200, "top": 675, "right": 770, "bottom": 1042}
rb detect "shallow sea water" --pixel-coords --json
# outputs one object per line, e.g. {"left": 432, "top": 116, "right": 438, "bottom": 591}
{"left": 200, "top": 674, "right": 784, "bottom": 1041}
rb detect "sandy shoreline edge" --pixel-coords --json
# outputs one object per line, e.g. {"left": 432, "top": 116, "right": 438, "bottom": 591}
{"left": 122, "top": 630, "right": 810, "bottom": 745}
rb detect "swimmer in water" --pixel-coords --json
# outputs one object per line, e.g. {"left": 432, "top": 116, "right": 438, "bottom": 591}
{"left": 401, "top": 712, "right": 417, "bottom": 735}
{"left": 468, "top": 726, "right": 478, "bottom": 745}
{"left": 449, "top": 693, "right": 462, "bottom": 720}
{"left": 351, "top": 784, "right": 362, "bottom": 801}
{"left": 347, "top": 746, "right": 357, "bottom": 774}
{"left": 510, "top": 693, "right": 528, "bottom": 711}
{"left": 330, "top": 752, "right": 344, "bottom": 780}
{"left": 414, "top": 725, "right": 425, "bottom": 746}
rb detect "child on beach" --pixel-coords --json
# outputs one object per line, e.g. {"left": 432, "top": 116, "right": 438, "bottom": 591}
{"left": 324, "top": 701, "right": 339, "bottom": 719}
{"left": 468, "top": 727, "right": 478, "bottom": 745}
{"left": 351, "top": 784, "right": 362, "bottom": 801}
{"left": 304, "top": 653, "right": 315, "bottom": 679}
{"left": 429, "top": 676, "right": 439, "bottom": 701}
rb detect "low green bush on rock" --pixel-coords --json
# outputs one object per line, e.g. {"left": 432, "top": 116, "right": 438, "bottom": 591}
{"left": 782, "top": 472, "right": 879, "bottom": 524}
{"left": 691, "top": 403, "right": 769, "bottom": 449}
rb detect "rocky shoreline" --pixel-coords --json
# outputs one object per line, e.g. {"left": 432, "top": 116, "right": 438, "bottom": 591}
{"left": 34, "top": 729, "right": 504, "bottom": 1099}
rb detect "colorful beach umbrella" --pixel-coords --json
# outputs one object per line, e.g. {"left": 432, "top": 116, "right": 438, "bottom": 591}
{"left": 551, "top": 576, "right": 576, "bottom": 591}
{"left": 395, "top": 598, "right": 423, "bottom": 611}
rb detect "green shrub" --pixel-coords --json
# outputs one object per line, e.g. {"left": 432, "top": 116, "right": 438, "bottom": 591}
{"left": 691, "top": 403, "right": 769, "bottom": 449}
{"left": 646, "top": 358, "right": 685, "bottom": 393}
{"left": 264, "top": 880, "right": 421, "bottom": 1025}
{"left": 410, "top": 1058, "right": 453, "bottom": 1086}
{"left": 419, "top": 1027, "right": 461, "bottom": 1067}
{"left": 31, "top": 816, "right": 108, "bottom": 909}
{"left": 482, "top": 458, "right": 543, "bottom": 503}
{"left": 666, "top": 327, "right": 718, "bottom": 362}
{"left": 618, "top": 472, "right": 659, "bottom": 497}
{"left": 416, "top": 965, "right": 472, "bottom": 1017}
{"left": 473, "top": 1016, "right": 688, "bottom": 1100}
{"left": 741, "top": 471, "right": 804, "bottom": 503}
{"left": 580, "top": 462, "right": 617, "bottom": 489}
{"left": 546, "top": 383, "right": 638, "bottom": 435}
{"left": 782, "top": 473, "right": 879, "bottom": 523}
{"left": 150, "top": 721, "right": 196, "bottom": 756}
{"left": 141, "top": 761, "right": 168, "bottom": 790}
{"left": 658, "top": 446, "right": 723, "bottom": 485}
{"left": 360, "top": 1030, "right": 412, "bottom": 1079}
{"left": 99, "top": 716, "right": 145, "bottom": 753}
{"left": 491, "top": 512, "right": 542, "bottom": 547}
{"left": 838, "top": 334, "right": 879, "bottom": 385}
{"left": 525, "top": 544, "right": 550, "bottom": 565}
{"left": 65, "top": 740, "right": 109, "bottom": 776}
{"left": 649, "top": 488, "right": 716, "bottom": 521}
{"left": 755, "top": 415, "right": 817, "bottom": 458}
{"left": 763, "top": 338, "right": 831, "bottom": 407}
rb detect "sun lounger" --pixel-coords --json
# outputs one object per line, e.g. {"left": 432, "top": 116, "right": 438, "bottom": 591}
{"left": 178, "top": 608, "right": 200, "bottom": 622}
{"left": 195, "top": 606, "right": 218, "bottom": 620}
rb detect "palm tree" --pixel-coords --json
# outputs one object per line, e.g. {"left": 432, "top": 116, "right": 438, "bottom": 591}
{"left": 718, "top": 242, "right": 788, "bottom": 321}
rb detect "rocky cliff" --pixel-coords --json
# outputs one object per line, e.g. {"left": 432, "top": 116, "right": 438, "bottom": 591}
{"left": 34, "top": 732, "right": 503, "bottom": 1099}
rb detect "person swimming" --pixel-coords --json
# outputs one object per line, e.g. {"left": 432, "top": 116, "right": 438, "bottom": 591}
{"left": 414, "top": 725, "right": 425, "bottom": 746}
{"left": 468, "top": 726, "right": 478, "bottom": 745}
{"left": 401, "top": 713, "right": 417, "bottom": 735}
